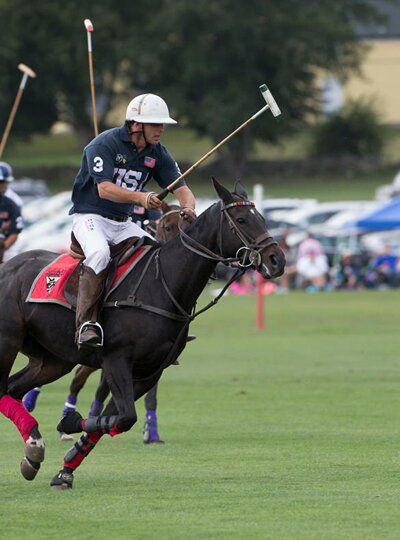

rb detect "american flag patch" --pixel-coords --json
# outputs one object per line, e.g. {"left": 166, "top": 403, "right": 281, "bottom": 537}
{"left": 133, "top": 205, "right": 145, "bottom": 215}
{"left": 144, "top": 156, "right": 156, "bottom": 168}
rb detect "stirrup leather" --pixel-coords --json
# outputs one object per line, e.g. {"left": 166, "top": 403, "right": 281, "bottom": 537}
{"left": 77, "top": 321, "right": 104, "bottom": 347}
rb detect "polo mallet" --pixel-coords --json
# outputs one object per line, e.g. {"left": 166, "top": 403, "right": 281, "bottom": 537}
{"left": 84, "top": 18, "right": 98, "bottom": 136}
{"left": 0, "top": 63, "right": 36, "bottom": 159}
{"left": 156, "top": 84, "right": 281, "bottom": 200}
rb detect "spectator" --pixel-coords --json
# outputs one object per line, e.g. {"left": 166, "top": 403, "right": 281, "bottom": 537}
{"left": 275, "top": 228, "right": 297, "bottom": 292}
{"left": 364, "top": 244, "right": 398, "bottom": 289}
{"left": 331, "top": 250, "right": 362, "bottom": 290}
{"left": 297, "top": 232, "right": 324, "bottom": 259}
{"left": 296, "top": 233, "right": 329, "bottom": 292}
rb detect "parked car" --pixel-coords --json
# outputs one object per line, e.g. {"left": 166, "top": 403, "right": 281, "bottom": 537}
{"left": 15, "top": 212, "right": 72, "bottom": 254}
{"left": 11, "top": 178, "right": 49, "bottom": 204}
{"left": 22, "top": 190, "right": 72, "bottom": 227}
{"left": 273, "top": 201, "right": 379, "bottom": 230}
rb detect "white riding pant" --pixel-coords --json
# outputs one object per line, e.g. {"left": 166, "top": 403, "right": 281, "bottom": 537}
{"left": 72, "top": 213, "right": 153, "bottom": 274}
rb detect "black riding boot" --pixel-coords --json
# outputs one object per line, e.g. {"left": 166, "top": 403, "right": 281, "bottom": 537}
{"left": 75, "top": 266, "right": 106, "bottom": 350}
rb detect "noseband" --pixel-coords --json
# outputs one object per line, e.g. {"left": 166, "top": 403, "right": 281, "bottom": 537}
{"left": 178, "top": 200, "right": 277, "bottom": 270}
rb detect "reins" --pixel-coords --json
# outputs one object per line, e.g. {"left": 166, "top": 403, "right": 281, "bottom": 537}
{"left": 105, "top": 198, "right": 275, "bottom": 321}
{"left": 103, "top": 198, "right": 276, "bottom": 368}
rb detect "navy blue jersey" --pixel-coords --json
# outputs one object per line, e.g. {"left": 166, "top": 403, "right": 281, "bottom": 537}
{"left": 70, "top": 124, "right": 185, "bottom": 219}
{"left": 0, "top": 194, "right": 24, "bottom": 237}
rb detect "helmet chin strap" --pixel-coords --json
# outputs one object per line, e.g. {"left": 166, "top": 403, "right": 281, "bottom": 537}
{"left": 129, "top": 123, "right": 150, "bottom": 146}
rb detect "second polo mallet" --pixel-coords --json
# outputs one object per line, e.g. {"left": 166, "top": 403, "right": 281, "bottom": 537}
{"left": 0, "top": 63, "right": 36, "bottom": 159}
{"left": 84, "top": 18, "right": 98, "bottom": 136}
{"left": 156, "top": 84, "right": 281, "bottom": 200}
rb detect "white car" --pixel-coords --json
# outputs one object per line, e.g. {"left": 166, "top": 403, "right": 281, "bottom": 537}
{"left": 273, "top": 201, "right": 378, "bottom": 230}
{"left": 16, "top": 212, "right": 72, "bottom": 254}
{"left": 22, "top": 191, "right": 72, "bottom": 227}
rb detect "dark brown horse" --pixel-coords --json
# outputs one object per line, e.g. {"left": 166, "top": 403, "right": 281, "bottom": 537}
{"left": 23, "top": 203, "right": 182, "bottom": 443}
{"left": 0, "top": 179, "right": 285, "bottom": 489}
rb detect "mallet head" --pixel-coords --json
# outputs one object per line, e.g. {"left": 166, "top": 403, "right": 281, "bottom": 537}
{"left": 259, "top": 84, "right": 281, "bottom": 117}
{"left": 84, "top": 19, "right": 94, "bottom": 32}
{"left": 18, "top": 64, "right": 36, "bottom": 79}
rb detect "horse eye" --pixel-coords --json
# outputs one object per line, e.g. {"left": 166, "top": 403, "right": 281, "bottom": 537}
{"left": 237, "top": 218, "right": 246, "bottom": 224}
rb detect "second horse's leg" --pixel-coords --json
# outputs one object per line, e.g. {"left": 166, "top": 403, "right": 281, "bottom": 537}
{"left": 143, "top": 384, "right": 164, "bottom": 444}
{"left": 88, "top": 369, "right": 110, "bottom": 417}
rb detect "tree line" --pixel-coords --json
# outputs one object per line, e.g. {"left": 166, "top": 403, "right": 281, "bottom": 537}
{"left": 0, "top": 0, "right": 385, "bottom": 174}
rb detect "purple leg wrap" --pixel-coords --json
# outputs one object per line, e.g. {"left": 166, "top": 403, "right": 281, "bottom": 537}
{"left": 143, "top": 410, "right": 163, "bottom": 444}
{"left": 23, "top": 388, "right": 42, "bottom": 412}
{"left": 88, "top": 399, "right": 103, "bottom": 417}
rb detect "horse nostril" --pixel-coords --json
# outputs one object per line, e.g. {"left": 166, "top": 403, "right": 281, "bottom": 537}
{"left": 269, "top": 254, "right": 278, "bottom": 267}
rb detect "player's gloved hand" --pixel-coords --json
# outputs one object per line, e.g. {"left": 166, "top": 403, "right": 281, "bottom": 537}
{"left": 179, "top": 207, "right": 197, "bottom": 231}
{"left": 145, "top": 192, "right": 162, "bottom": 210}
{"left": 179, "top": 207, "right": 197, "bottom": 222}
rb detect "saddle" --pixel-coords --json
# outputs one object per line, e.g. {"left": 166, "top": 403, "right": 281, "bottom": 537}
{"left": 64, "top": 233, "right": 157, "bottom": 309}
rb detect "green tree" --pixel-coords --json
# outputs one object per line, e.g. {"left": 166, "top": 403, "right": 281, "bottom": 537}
{"left": 139, "top": 0, "right": 384, "bottom": 175}
{"left": 311, "top": 99, "right": 385, "bottom": 158}
{"left": 0, "top": 0, "right": 384, "bottom": 173}
{"left": 0, "top": 0, "right": 144, "bottom": 146}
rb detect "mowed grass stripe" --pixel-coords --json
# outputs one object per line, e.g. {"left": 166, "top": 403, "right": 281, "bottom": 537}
{"left": 0, "top": 289, "right": 399, "bottom": 539}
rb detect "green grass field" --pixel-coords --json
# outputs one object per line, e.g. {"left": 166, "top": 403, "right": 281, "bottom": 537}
{"left": 1, "top": 289, "right": 400, "bottom": 539}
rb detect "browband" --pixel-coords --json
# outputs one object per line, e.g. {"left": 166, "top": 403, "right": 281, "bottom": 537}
{"left": 223, "top": 201, "right": 255, "bottom": 210}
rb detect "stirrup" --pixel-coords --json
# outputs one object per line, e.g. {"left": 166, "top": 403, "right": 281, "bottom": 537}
{"left": 77, "top": 321, "right": 104, "bottom": 347}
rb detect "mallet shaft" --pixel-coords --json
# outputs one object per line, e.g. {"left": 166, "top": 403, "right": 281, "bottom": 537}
{"left": 0, "top": 88, "right": 24, "bottom": 159}
{"left": 84, "top": 19, "right": 98, "bottom": 136}
{"left": 0, "top": 64, "right": 36, "bottom": 159}
{"left": 156, "top": 83, "right": 281, "bottom": 200}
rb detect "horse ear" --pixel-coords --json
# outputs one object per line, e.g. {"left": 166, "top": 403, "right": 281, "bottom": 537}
{"left": 234, "top": 179, "right": 248, "bottom": 200}
{"left": 212, "top": 177, "right": 234, "bottom": 203}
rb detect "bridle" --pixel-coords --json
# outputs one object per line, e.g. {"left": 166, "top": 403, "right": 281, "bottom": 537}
{"left": 178, "top": 199, "right": 277, "bottom": 271}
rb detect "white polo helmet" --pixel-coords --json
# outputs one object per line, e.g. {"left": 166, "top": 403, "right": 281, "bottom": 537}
{"left": 0, "top": 162, "right": 14, "bottom": 182}
{"left": 126, "top": 94, "right": 177, "bottom": 124}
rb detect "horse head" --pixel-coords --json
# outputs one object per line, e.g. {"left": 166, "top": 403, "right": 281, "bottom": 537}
{"left": 156, "top": 202, "right": 181, "bottom": 243}
{"left": 210, "top": 177, "right": 286, "bottom": 279}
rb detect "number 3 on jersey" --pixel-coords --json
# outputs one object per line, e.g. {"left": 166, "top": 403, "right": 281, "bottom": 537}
{"left": 93, "top": 156, "right": 104, "bottom": 172}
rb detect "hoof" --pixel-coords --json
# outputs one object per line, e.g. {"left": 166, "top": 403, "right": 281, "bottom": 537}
{"left": 50, "top": 469, "right": 74, "bottom": 490}
{"left": 20, "top": 457, "right": 40, "bottom": 481}
{"left": 57, "top": 410, "right": 83, "bottom": 434}
{"left": 25, "top": 438, "right": 45, "bottom": 463}
{"left": 144, "top": 438, "right": 165, "bottom": 445}
{"left": 20, "top": 437, "right": 45, "bottom": 480}
{"left": 59, "top": 432, "right": 74, "bottom": 442}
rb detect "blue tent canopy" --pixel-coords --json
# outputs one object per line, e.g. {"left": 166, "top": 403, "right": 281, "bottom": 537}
{"left": 352, "top": 197, "right": 400, "bottom": 230}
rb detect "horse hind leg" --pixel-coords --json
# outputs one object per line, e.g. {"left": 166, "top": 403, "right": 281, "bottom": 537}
{"left": 0, "top": 334, "right": 44, "bottom": 480}
{"left": 0, "top": 393, "right": 45, "bottom": 480}
{"left": 2, "top": 354, "right": 73, "bottom": 481}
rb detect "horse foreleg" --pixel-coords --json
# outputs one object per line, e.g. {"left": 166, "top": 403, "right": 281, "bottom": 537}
{"left": 58, "top": 365, "right": 98, "bottom": 441}
{"left": 53, "top": 364, "right": 138, "bottom": 490}
{"left": 51, "top": 397, "right": 119, "bottom": 490}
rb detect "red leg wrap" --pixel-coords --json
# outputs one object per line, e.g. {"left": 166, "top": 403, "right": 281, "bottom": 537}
{"left": 64, "top": 432, "right": 102, "bottom": 471}
{"left": 0, "top": 395, "right": 38, "bottom": 442}
{"left": 109, "top": 423, "right": 123, "bottom": 437}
